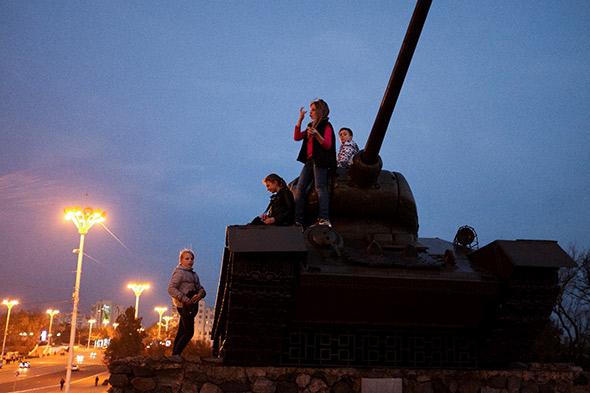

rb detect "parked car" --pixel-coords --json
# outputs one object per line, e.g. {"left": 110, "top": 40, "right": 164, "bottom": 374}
{"left": 71, "top": 364, "right": 79, "bottom": 371}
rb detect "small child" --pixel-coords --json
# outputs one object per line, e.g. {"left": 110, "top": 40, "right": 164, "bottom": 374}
{"left": 337, "top": 127, "right": 359, "bottom": 168}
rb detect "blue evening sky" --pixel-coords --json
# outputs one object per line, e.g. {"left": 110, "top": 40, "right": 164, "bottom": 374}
{"left": 1, "top": 1, "right": 589, "bottom": 325}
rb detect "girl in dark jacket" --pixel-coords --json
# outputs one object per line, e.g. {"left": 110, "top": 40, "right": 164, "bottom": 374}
{"left": 293, "top": 98, "right": 336, "bottom": 227}
{"left": 251, "top": 173, "right": 295, "bottom": 226}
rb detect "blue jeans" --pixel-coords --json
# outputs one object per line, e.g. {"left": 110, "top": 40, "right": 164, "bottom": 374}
{"left": 294, "top": 161, "right": 330, "bottom": 222}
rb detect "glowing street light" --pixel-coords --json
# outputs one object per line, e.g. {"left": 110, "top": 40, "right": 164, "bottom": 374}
{"left": 87, "top": 319, "right": 96, "bottom": 349}
{"left": 112, "top": 322, "right": 119, "bottom": 329}
{"left": 63, "top": 206, "right": 105, "bottom": 393}
{"left": 162, "top": 316, "right": 173, "bottom": 333}
{"left": 1, "top": 299, "right": 19, "bottom": 363}
{"left": 127, "top": 283, "right": 150, "bottom": 319}
{"left": 45, "top": 309, "right": 59, "bottom": 354}
{"left": 154, "top": 307, "right": 168, "bottom": 340}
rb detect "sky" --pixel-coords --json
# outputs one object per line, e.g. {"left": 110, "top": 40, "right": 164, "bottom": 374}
{"left": 1, "top": 1, "right": 589, "bottom": 325}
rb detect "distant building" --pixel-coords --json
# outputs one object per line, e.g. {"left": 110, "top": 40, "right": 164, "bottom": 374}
{"left": 90, "top": 301, "right": 122, "bottom": 327}
{"left": 193, "top": 300, "right": 214, "bottom": 344}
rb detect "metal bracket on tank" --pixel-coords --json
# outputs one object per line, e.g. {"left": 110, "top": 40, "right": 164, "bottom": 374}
{"left": 367, "top": 239, "right": 384, "bottom": 256}
{"left": 304, "top": 225, "right": 344, "bottom": 257}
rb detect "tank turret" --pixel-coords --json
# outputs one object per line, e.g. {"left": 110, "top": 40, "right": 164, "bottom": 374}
{"left": 211, "top": 0, "right": 575, "bottom": 368}
{"left": 294, "top": 0, "right": 431, "bottom": 244}
{"left": 299, "top": 0, "right": 432, "bottom": 247}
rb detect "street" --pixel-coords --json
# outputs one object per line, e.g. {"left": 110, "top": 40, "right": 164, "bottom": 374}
{"left": 0, "top": 350, "right": 108, "bottom": 393}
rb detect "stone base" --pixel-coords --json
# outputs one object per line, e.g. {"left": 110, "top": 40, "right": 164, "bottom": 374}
{"left": 107, "top": 356, "right": 588, "bottom": 393}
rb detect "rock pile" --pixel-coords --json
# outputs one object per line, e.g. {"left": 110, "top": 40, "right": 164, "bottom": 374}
{"left": 107, "top": 356, "right": 588, "bottom": 393}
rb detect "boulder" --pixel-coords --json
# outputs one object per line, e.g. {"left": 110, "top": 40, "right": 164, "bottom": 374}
{"left": 252, "top": 377, "right": 277, "bottom": 393}
{"left": 109, "top": 374, "right": 129, "bottom": 388}
{"left": 309, "top": 378, "right": 328, "bottom": 393}
{"left": 131, "top": 377, "right": 156, "bottom": 392}
{"left": 296, "top": 374, "right": 311, "bottom": 389}
{"left": 200, "top": 382, "right": 223, "bottom": 393}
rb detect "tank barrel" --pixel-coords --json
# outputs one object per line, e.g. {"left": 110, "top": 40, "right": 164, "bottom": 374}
{"left": 363, "top": 0, "right": 432, "bottom": 165}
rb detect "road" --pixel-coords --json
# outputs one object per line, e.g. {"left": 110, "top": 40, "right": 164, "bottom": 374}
{"left": 0, "top": 350, "right": 109, "bottom": 393}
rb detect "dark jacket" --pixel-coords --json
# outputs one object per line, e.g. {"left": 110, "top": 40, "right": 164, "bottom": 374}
{"left": 296, "top": 119, "right": 337, "bottom": 168}
{"left": 266, "top": 187, "right": 295, "bottom": 225}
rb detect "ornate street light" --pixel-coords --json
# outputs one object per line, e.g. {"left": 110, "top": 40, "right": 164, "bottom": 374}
{"left": 63, "top": 206, "right": 105, "bottom": 393}
{"left": 154, "top": 307, "right": 168, "bottom": 340}
{"left": 127, "top": 283, "right": 150, "bottom": 319}
{"left": 162, "top": 315, "right": 173, "bottom": 333}
{"left": 45, "top": 309, "right": 59, "bottom": 354}
{"left": 87, "top": 319, "right": 96, "bottom": 349}
{"left": 1, "top": 299, "right": 19, "bottom": 363}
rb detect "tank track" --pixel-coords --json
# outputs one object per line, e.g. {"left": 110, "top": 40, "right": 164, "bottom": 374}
{"left": 214, "top": 252, "right": 299, "bottom": 365}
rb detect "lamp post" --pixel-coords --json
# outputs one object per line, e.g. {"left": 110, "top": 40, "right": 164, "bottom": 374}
{"left": 87, "top": 319, "right": 96, "bottom": 349}
{"left": 162, "top": 316, "right": 173, "bottom": 333}
{"left": 154, "top": 307, "right": 167, "bottom": 340}
{"left": 64, "top": 206, "right": 105, "bottom": 393}
{"left": 1, "top": 299, "right": 19, "bottom": 363}
{"left": 127, "top": 283, "right": 150, "bottom": 319}
{"left": 45, "top": 309, "right": 59, "bottom": 354}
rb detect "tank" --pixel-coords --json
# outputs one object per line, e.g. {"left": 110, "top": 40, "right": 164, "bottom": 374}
{"left": 211, "top": 0, "right": 575, "bottom": 368}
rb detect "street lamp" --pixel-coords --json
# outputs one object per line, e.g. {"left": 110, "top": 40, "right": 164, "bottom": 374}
{"left": 112, "top": 322, "right": 119, "bottom": 329}
{"left": 154, "top": 307, "right": 167, "bottom": 340}
{"left": 1, "top": 299, "right": 19, "bottom": 363}
{"left": 162, "top": 316, "right": 173, "bottom": 333}
{"left": 63, "top": 206, "right": 105, "bottom": 393}
{"left": 87, "top": 319, "right": 96, "bottom": 349}
{"left": 127, "top": 282, "right": 150, "bottom": 319}
{"left": 45, "top": 309, "right": 59, "bottom": 354}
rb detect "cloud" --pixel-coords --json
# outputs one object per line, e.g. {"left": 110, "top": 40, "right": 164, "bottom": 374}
{"left": 0, "top": 170, "right": 63, "bottom": 212}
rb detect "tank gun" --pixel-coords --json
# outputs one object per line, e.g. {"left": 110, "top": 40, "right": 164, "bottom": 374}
{"left": 350, "top": 0, "right": 432, "bottom": 187}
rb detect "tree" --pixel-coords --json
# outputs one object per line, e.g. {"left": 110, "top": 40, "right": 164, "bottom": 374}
{"left": 552, "top": 248, "right": 590, "bottom": 368}
{"left": 104, "top": 307, "right": 146, "bottom": 363}
{"left": 144, "top": 321, "right": 159, "bottom": 342}
{"left": 0, "top": 310, "right": 46, "bottom": 354}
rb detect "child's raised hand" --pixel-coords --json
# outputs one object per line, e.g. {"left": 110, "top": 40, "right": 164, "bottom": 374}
{"left": 299, "top": 106, "right": 307, "bottom": 120}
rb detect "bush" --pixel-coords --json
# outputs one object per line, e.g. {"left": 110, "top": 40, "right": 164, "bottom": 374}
{"left": 104, "top": 307, "right": 146, "bottom": 363}
{"left": 183, "top": 339, "right": 212, "bottom": 358}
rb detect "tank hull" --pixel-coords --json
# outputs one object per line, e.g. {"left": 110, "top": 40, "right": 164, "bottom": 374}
{"left": 212, "top": 226, "right": 572, "bottom": 368}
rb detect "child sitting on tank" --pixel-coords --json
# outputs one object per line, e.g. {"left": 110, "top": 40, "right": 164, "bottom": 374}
{"left": 336, "top": 127, "right": 359, "bottom": 169}
{"left": 250, "top": 173, "right": 295, "bottom": 226}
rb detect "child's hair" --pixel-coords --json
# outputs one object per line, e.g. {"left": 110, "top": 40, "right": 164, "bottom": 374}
{"left": 263, "top": 173, "right": 287, "bottom": 189}
{"left": 339, "top": 127, "right": 353, "bottom": 137}
{"left": 311, "top": 98, "right": 330, "bottom": 127}
{"left": 178, "top": 248, "right": 195, "bottom": 262}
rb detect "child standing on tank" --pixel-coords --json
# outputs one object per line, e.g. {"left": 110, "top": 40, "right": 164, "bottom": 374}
{"left": 336, "top": 127, "right": 359, "bottom": 169}
{"left": 293, "top": 99, "right": 336, "bottom": 227}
